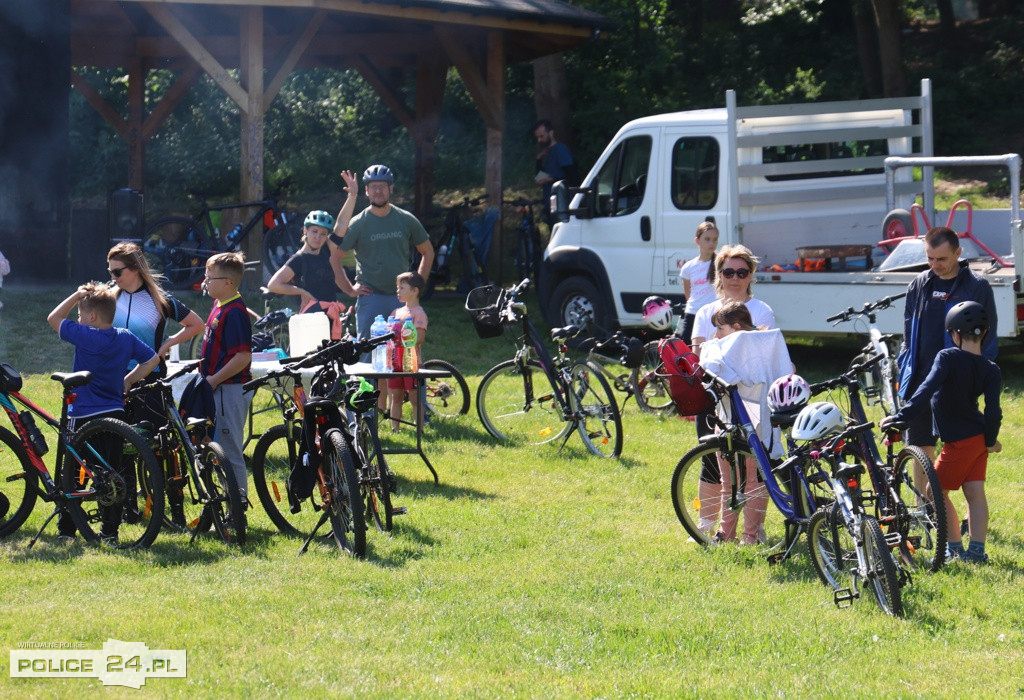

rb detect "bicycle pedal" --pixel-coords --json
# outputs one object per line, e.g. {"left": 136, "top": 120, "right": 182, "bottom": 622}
{"left": 884, "top": 532, "right": 903, "bottom": 548}
{"left": 833, "top": 588, "right": 857, "bottom": 608}
{"left": 766, "top": 552, "right": 786, "bottom": 566}
{"left": 904, "top": 535, "right": 921, "bottom": 549}
{"left": 391, "top": 506, "right": 408, "bottom": 516}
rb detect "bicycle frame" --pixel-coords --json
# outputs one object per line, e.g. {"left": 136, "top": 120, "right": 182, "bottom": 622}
{"left": 507, "top": 302, "right": 574, "bottom": 419}
{"left": 0, "top": 385, "right": 110, "bottom": 502}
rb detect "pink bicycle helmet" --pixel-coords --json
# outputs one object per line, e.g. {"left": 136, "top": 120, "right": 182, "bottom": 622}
{"left": 642, "top": 295, "right": 672, "bottom": 331}
{"left": 767, "top": 374, "right": 811, "bottom": 414}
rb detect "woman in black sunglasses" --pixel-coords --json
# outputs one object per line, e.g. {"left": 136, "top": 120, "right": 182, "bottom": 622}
{"left": 690, "top": 244, "right": 776, "bottom": 351}
{"left": 107, "top": 241, "right": 205, "bottom": 364}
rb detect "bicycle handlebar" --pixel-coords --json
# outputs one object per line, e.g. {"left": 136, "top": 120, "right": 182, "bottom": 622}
{"left": 826, "top": 291, "right": 909, "bottom": 324}
{"left": 808, "top": 351, "right": 885, "bottom": 395}
{"left": 283, "top": 332, "right": 394, "bottom": 370}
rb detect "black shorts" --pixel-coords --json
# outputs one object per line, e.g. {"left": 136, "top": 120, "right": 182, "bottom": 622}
{"left": 905, "top": 404, "right": 937, "bottom": 448}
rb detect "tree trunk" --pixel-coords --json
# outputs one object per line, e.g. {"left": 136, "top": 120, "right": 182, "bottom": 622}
{"left": 852, "top": 0, "right": 883, "bottom": 97}
{"left": 869, "top": 0, "right": 907, "bottom": 97}
{"left": 532, "top": 53, "right": 573, "bottom": 150}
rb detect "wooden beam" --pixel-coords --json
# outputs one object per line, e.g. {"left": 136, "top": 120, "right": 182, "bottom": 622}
{"left": 142, "top": 3, "right": 249, "bottom": 113}
{"left": 264, "top": 10, "right": 327, "bottom": 105}
{"left": 484, "top": 30, "right": 505, "bottom": 282}
{"left": 413, "top": 51, "right": 447, "bottom": 216}
{"left": 352, "top": 55, "right": 416, "bottom": 134}
{"left": 122, "top": 0, "right": 597, "bottom": 38}
{"left": 141, "top": 64, "right": 202, "bottom": 140}
{"left": 70, "top": 69, "right": 129, "bottom": 140}
{"left": 240, "top": 6, "right": 265, "bottom": 274}
{"left": 128, "top": 57, "right": 145, "bottom": 189}
{"left": 435, "top": 27, "right": 501, "bottom": 129}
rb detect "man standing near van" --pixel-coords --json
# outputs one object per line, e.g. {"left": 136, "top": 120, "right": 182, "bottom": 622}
{"left": 897, "top": 226, "right": 998, "bottom": 463}
{"left": 533, "top": 119, "right": 578, "bottom": 228}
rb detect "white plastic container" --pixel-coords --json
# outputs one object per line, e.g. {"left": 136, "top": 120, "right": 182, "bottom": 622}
{"left": 288, "top": 312, "right": 330, "bottom": 357}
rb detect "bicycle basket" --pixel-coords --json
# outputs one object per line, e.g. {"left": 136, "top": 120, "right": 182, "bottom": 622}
{"left": 658, "top": 338, "right": 715, "bottom": 416}
{"left": 0, "top": 363, "right": 23, "bottom": 393}
{"left": 465, "top": 284, "right": 506, "bottom": 339}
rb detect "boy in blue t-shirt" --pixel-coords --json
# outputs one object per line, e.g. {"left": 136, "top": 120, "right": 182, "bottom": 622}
{"left": 48, "top": 282, "right": 159, "bottom": 543}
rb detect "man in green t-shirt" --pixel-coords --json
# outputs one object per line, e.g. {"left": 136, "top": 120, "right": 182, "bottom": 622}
{"left": 331, "top": 164, "right": 434, "bottom": 338}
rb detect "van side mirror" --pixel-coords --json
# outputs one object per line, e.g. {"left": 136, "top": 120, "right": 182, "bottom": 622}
{"left": 551, "top": 180, "right": 593, "bottom": 222}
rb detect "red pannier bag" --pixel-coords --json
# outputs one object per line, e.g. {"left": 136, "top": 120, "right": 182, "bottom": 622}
{"left": 658, "top": 338, "right": 715, "bottom": 416}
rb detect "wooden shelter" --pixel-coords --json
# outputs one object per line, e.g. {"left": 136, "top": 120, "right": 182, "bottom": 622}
{"left": 68, "top": 0, "right": 611, "bottom": 267}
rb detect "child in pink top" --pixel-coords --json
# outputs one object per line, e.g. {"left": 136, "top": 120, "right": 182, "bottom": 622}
{"left": 387, "top": 272, "right": 428, "bottom": 430}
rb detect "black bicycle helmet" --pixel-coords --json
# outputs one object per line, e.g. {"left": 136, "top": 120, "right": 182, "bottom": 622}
{"left": 945, "top": 301, "right": 988, "bottom": 337}
{"left": 362, "top": 164, "right": 395, "bottom": 185}
{"left": 346, "top": 376, "right": 379, "bottom": 414}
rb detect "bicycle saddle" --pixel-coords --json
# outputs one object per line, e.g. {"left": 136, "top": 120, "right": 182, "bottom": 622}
{"left": 50, "top": 371, "right": 92, "bottom": 390}
{"left": 550, "top": 324, "right": 583, "bottom": 342}
{"left": 835, "top": 461, "right": 866, "bottom": 481}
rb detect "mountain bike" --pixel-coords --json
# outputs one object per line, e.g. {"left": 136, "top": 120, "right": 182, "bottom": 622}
{"left": 142, "top": 178, "right": 299, "bottom": 289}
{"left": 806, "top": 422, "right": 907, "bottom": 617}
{"left": 468, "top": 279, "right": 623, "bottom": 457}
{"left": 0, "top": 363, "right": 163, "bottom": 549}
{"left": 574, "top": 325, "right": 645, "bottom": 411}
{"left": 504, "top": 197, "right": 543, "bottom": 282}
{"left": 245, "top": 332, "right": 395, "bottom": 554}
{"left": 809, "top": 353, "right": 946, "bottom": 572}
{"left": 126, "top": 361, "right": 247, "bottom": 545}
{"left": 826, "top": 292, "right": 906, "bottom": 417}
{"left": 670, "top": 366, "right": 837, "bottom": 558}
{"left": 423, "top": 197, "right": 495, "bottom": 300}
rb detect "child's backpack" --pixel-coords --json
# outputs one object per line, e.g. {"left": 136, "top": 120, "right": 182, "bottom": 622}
{"left": 659, "top": 338, "right": 715, "bottom": 416}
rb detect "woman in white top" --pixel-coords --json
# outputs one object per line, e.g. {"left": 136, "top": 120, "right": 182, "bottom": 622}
{"left": 689, "top": 245, "right": 778, "bottom": 544}
{"left": 677, "top": 221, "right": 719, "bottom": 344}
{"left": 691, "top": 244, "right": 776, "bottom": 352}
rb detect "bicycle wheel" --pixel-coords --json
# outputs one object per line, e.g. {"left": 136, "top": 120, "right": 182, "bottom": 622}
{"left": 196, "top": 442, "right": 246, "bottom": 545}
{"left": 672, "top": 437, "right": 787, "bottom": 548}
{"left": 263, "top": 219, "right": 303, "bottom": 279}
{"left": 250, "top": 423, "right": 305, "bottom": 535}
{"left": 142, "top": 217, "right": 210, "bottom": 289}
{"left": 357, "top": 416, "right": 393, "bottom": 532}
{"left": 421, "top": 359, "right": 470, "bottom": 417}
{"left": 161, "top": 443, "right": 208, "bottom": 534}
{"left": 476, "top": 359, "right": 573, "bottom": 446}
{"left": 324, "top": 429, "right": 366, "bottom": 557}
{"left": 808, "top": 504, "right": 855, "bottom": 590}
{"left": 631, "top": 340, "right": 676, "bottom": 415}
{"left": 65, "top": 417, "right": 164, "bottom": 549}
{"left": 569, "top": 360, "right": 622, "bottom": 457}
{"left": 861, "top": 514, "right": 904, "bottom": 617}
{"left": 0, "top": 425, "right": 39, "bottom": 538}
{"left": 892, "top": 445, "right": 946, "bottom": 572}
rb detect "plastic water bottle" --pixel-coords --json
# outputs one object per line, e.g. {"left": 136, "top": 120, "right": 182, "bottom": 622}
{"left": 389, "top": 316, "right": 402, "bottom": 372}
{"left": 401, "top": 319, "right": 418, "bottom": 372}
{"left": 370, "top": 315, "right": 388, "bottom": 372}
{"left": 437, "top": 243, "right": 449, "bottom": 267}
{"left": 226, "top": 223, "right": 244, "bottom": 245}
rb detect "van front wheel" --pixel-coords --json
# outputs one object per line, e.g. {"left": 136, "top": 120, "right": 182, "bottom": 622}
{"left": 548, "top": 277, "right": 607, "bottom": 331}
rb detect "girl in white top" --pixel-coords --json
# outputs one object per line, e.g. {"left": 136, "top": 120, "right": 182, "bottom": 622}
{"left": 678, "top": 221, "right": 719, "bottom": 344}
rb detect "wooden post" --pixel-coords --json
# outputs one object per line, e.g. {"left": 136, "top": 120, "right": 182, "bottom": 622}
{"left": 127, "top": 57, "right": 144, "bottom": 190}
{"left": 414, "top": 52, "right": 447, "bottom": 218}
{"left": 485, "top": 31, "right": 505, "bottom": 283}
{"left": 240, "top": 6, "right": 265, "bottom": 285}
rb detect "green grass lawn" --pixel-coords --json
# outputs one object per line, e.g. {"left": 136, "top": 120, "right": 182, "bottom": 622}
{"left": 1, "top": 284, "right": 1022, "bottom": 697}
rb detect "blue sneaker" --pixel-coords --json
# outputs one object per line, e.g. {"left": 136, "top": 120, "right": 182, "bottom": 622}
{"left": 961, "top": 549, "right": 989, "bottom": 564}
{"left": 945, "top": 543, "right": 965, "bottom": 561}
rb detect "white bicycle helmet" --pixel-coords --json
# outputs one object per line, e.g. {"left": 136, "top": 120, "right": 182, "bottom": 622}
{"left": 791, "top": 401, "right": 844, "bottom": 441}
{"left": 642, "top": 295, "right": 672, "bottom": 331}
{"left": 767, "top": 374, "right": 811, "bottom": 413}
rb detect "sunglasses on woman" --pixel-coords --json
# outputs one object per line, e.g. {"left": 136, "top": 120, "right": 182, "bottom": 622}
{"left": 720, "top": 267, "right": 750, "bottom": 279}
{"left": 108, "top": 266, "right": 128, "bottom": 278}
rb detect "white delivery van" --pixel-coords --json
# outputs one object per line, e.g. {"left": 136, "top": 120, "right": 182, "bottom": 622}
{"left": 542, "top": 79, "right": 1023, "bottom": 339}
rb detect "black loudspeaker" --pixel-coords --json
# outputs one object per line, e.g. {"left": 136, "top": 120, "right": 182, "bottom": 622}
{"left": 108, "top": 188, "right": 145, "bottom": 243}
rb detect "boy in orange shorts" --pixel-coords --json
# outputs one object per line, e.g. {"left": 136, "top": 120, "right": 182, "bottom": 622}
{"left": 882, "top": 301, "right": 1001, "bottom": 563}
